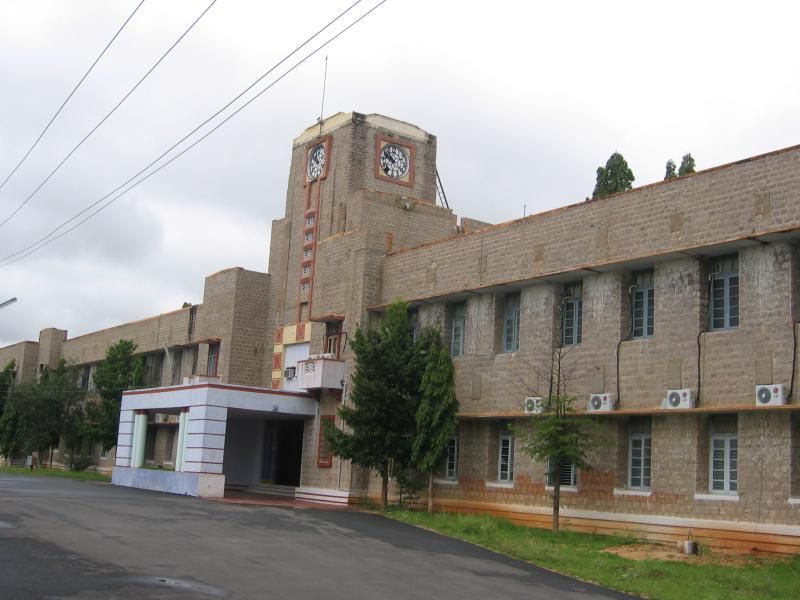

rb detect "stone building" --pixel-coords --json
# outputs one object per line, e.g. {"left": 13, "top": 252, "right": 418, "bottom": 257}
{"left": 2, "top": 112, "right": 800, "bottom": 553}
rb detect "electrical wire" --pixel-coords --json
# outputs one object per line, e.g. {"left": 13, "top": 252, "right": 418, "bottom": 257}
{"left": 0, "top": 0, "right": 218, "bottom": 231}
{"left": 0, "top": 0, "right": 387, "bottom": 268}
{"left": 0, "top": 0, "right": 146, "bottom": 193}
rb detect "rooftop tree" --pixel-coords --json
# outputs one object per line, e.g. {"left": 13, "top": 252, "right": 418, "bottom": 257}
{"left": 592, "top": 152, "right": 635, "bottom": 199}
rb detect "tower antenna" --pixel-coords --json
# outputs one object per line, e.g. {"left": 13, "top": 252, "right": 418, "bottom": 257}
{"left": 318, "top": 56, "right": 329, "bottom": 130}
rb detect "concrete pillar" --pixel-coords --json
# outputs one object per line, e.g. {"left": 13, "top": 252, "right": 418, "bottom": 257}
{"left": 132, "top": 412, "right": 148, "bottom": 468}
{"left": 175, "top": 410, "right": 188, "bottom": 472}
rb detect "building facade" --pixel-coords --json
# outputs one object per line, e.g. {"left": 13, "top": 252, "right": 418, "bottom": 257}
{"left": 3, "top": 112, "right": 800, "bottom": 553}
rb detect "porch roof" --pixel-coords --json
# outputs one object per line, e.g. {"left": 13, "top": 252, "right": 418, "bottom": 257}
{"left": 121, "top": 383, "right": 317, "bottom": 417}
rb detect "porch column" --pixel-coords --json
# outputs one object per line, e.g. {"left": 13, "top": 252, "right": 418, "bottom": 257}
{"left": 175, "top": 409, "right": 188, "bottom": 472}
{"left": 114, "top": 410, "right": 134, "bottom": 467}
{"left": 132, "top": 411, "right": 148, "bottom": 468}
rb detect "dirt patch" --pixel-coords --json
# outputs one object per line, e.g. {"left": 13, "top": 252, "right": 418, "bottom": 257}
{"left": 604, "top": 543, "right": 784, "bottom": 566}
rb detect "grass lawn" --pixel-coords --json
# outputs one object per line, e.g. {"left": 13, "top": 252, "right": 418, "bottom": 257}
{"left": 0, "top": 466, "right": 110, "bottom": 482}
{"left": 387, "top": 508, "right": 800, "bottom": 600}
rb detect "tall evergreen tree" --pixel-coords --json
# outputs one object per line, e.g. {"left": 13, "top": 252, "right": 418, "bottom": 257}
{"left": 592, "top": 152, "right": 635, "bottom": 199}
{"left": 678, "top": 153, "right": 696, "bottom": 176}
{"left": 87, "top": 340, "right": 144, "bottom": 451}
{"left": 412, "top": 330, "right": 458, "bottom": 512}
{"left": 0, "top": 360, "right": 15, "bottom": 417}
{"left": 664, "top": 159, "right": 677, "bottom": 180}
{"left": 325, "top": 301, "right": 419, "bottom": 508}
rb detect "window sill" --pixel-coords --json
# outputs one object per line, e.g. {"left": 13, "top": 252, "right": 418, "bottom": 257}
{"left": 613, "top": 488, "right": 652, "bottom": 497}
{"left": 694, "top": 493, "right": 739, "bottom": 502}
{"left": 788, "top": 498, "right": 800, "bottom": 506}
{"left": 433, "top": 478, "right": 458, "bottom": 486}
{"left": 485, "top": 481, "right": 514, "bottom": 489}
{"left": 546, "top": 485, "right": 577, "bottom": 493}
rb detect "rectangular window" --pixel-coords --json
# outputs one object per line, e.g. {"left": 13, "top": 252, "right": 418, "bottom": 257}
{"left": 498, "top": 433, "right": 514, "bottom": 482}
{"left": 561, "top": 283, "right": 583, "bottom": 346}
{"left": 445, "top": 436, "right": 458, "bottom": 480}
{"left": 628, "top": 417, "right": 652, "bottom": 489}
{"left": 171, "top": 349, "right": 183, "bottom": 385}
{"left": 632, "top": 270, "right": 655, "bottom": 338}
{"left": 408, "top": 309, "right": 420, "bottom": 344}
{"left": 709, "top": 255, "right": 739, "bottom": 330}
{"left": 710, "top": 415, "right": 738, "bottom": 493}
{"left": 503, "top": 293, "right": 521, "bottom": 353}
{"left": 207, "top": 342, "right": 220, "bottom": 377}
{"left": 324, "top": 321, "right": 342, "bottom": 357}
{"left": 547, "top": 457, "right": 577, "bottom": 487}
{"left": 449, "top": 303, "right": 466, "bottom": 357}
{"left": 318, "top": 416, "right": 335, "bottom": 468}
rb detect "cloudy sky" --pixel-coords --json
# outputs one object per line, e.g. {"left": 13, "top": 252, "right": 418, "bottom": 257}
{"left": 1, "top": 0, "right": 799, "bottom": 347}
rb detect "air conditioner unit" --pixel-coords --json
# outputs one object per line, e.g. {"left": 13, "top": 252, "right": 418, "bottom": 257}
{"left": 154, "top": 413, "right": 168, "bottom": 424}
{"left": 283, "top": 366, "right": 296, "bottom": 379}
{"left": 755, "top": 384, "right": 786, "bottom": 406}
{"left": 523, "top": 396, "right": 545, "bottom": 415}
{"left": 319, "top": 353, "right": 336, "bottom": 360}
{"left": 587, "top": 393, "right": 615, "bottom": 412}
{"left": 308, "top": 354, "right": 321, "bottom": 361}
{"left": 662, "top": 388, "right": 694, "bottom": 409}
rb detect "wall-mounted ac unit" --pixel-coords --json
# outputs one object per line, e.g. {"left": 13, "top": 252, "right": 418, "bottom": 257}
{"left": 662, "top": 388, "right": 694, "bottom": 409}
{"left": 283, "top": 366, "right": 297, "bottom": 379}
{"left": 587, "top": 393, "right": 615, "bottom": 412}
{"left": 319, "top": 352, "right": 337, "bottom": 360}
{"left": 755, "top": 384, "right": 786, "bottom": 406}
{"left": 154, "top": 413, "right": 168, "bottom": 424}
{"left": 523, "top": 396, "right": 544, "bottom": 415}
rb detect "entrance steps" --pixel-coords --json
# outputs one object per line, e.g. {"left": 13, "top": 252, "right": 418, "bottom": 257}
{"left": 247, "top": 483, "right": 297, "bottom": 498}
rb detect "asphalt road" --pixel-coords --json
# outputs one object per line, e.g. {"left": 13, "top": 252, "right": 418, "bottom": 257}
{"left": 0, "top": 475, "right": 633, "bottom": 599}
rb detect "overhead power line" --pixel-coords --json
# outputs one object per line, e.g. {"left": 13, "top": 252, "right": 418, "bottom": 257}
{"left": 0, "top": 0, "right": 387, "bottom": 268}
{"left": 0, "top": 0, "right": 146, "bottom": 193}
{"left": 0, "top": 0, "right": 218, "bottom": 231}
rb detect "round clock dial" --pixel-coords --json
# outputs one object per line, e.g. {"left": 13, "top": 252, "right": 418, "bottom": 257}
{"left": 307, "top": 144, "right": 326, "bottom": 179}
{"left": 379, "top": 143, "right": 410, "bottom": 179}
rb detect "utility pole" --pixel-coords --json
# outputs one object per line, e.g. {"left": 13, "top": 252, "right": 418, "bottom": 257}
{"left": 0, "top": 297, "right": 17, "bottom": 310}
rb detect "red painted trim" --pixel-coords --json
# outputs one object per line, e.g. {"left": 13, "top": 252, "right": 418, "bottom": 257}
{"left": 374, "top": 134, "right": 416, "bottom": 188}
{"left": 122, "top": 383, "right": 312, "bottom": 398}
{"left": 317, "top": 415, "right": 335, "bottom": 468}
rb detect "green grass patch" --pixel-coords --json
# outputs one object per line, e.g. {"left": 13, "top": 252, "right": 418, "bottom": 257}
{"left": 386, "top": 508, "right": 800, "bottom": 600}
{"left": 0, "top": 466, "right": 110, "bottom": 482}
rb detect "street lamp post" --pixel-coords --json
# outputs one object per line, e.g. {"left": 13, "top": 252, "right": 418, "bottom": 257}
{"left": 0, "top": 297, "right": 17, "bottom": 310}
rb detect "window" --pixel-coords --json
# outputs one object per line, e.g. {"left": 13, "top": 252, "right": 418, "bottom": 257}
{"left": 710, "top": 415, "right": 738, "bottom": 493}
{"left": 318, "top": 416, "right": 335, "bottom": 468}
{"left": 445, "top": 436, "right": 458, "bottom": 480}
{"left": 303, "top": 265, "right": 312, "bottom": 277}
{"left": 561, "top": 283, "right": 583, "bottom": 346}
{"left": 207, "top": 342, "right": 220, "bottom": 377}
{"left": 171, "top": 349, "right": 183, "bottom": 385}
{"left": 324, "top": 321, "right": 342, "bottom": 357}
{"left": 503, "top": 293, "right": 520, "bottom": 353}
{"left": 632, "top": 270, "right": 654, "bottom": 338}
{"left": 628, "top": 417, "right": 652, "bottom": 489}
{"left": 709, "top": 255, "right": 739, "bottom": 330}
{"left": 303, "top": 248, "right": 313, "bottom": 260}
{"left": 498, "top": 432, "right": 514, "bottom": 482}
{"left": 78, "top": 366, "right": 91, "bottom": 391}
{"left": 306, "top": 216, "right": 315, "bottom": 227}
{"left": 304, "top": 232, "right": 313, "bottom": 244}
{"left": 449, "top": 303, "right": 466, "bottom": 357}
{"left": 547, "top": 457, "right": 577, "bottom": 487}
{"left": 301, "top": 281, "right": 311, "bottom": 294}
{"left": 408, "top": 309, "right": 420, "bottom": 344}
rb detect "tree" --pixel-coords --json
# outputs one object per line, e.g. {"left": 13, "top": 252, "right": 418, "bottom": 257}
{"left": 678, "top": 153, "right": 696, "bottom": 176}
{"left": 664, "top": 159, "right": 677, "bottom": 180}
{"left": 592, "top": 152, "right": 635, "bottom": 199}
{"left": 412, "top": 329, "right": 459, "bottom": 512}
{"left": 516, "top": 343, "right": 602, "bottom": 532}
{"left": 0, "top": 360, "right": 84, "bottom": 468}
{"left": 325, "top": 301, "right": 419, "bottom": 508}
{"left": 87, "top": 340, "right": 144, "bottom": 451}
{"left": 0, "top": 360, "right": 15, "bottom": 417}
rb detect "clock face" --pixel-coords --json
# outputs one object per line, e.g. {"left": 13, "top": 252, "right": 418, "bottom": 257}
{"left": 379, "top": 143, "right": 410, "bottom": 179}
{"left": 307, "top": 144, "right": 326, "bottom": 179}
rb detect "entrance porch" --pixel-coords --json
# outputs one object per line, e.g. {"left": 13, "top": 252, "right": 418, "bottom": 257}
{"left": 111, "top": 381, "right": 316, "bottom": 498}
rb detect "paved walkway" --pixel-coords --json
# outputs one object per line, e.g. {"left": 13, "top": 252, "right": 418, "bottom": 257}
{"left": 0, "top": 475, "right": 634, "bottom": 599}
